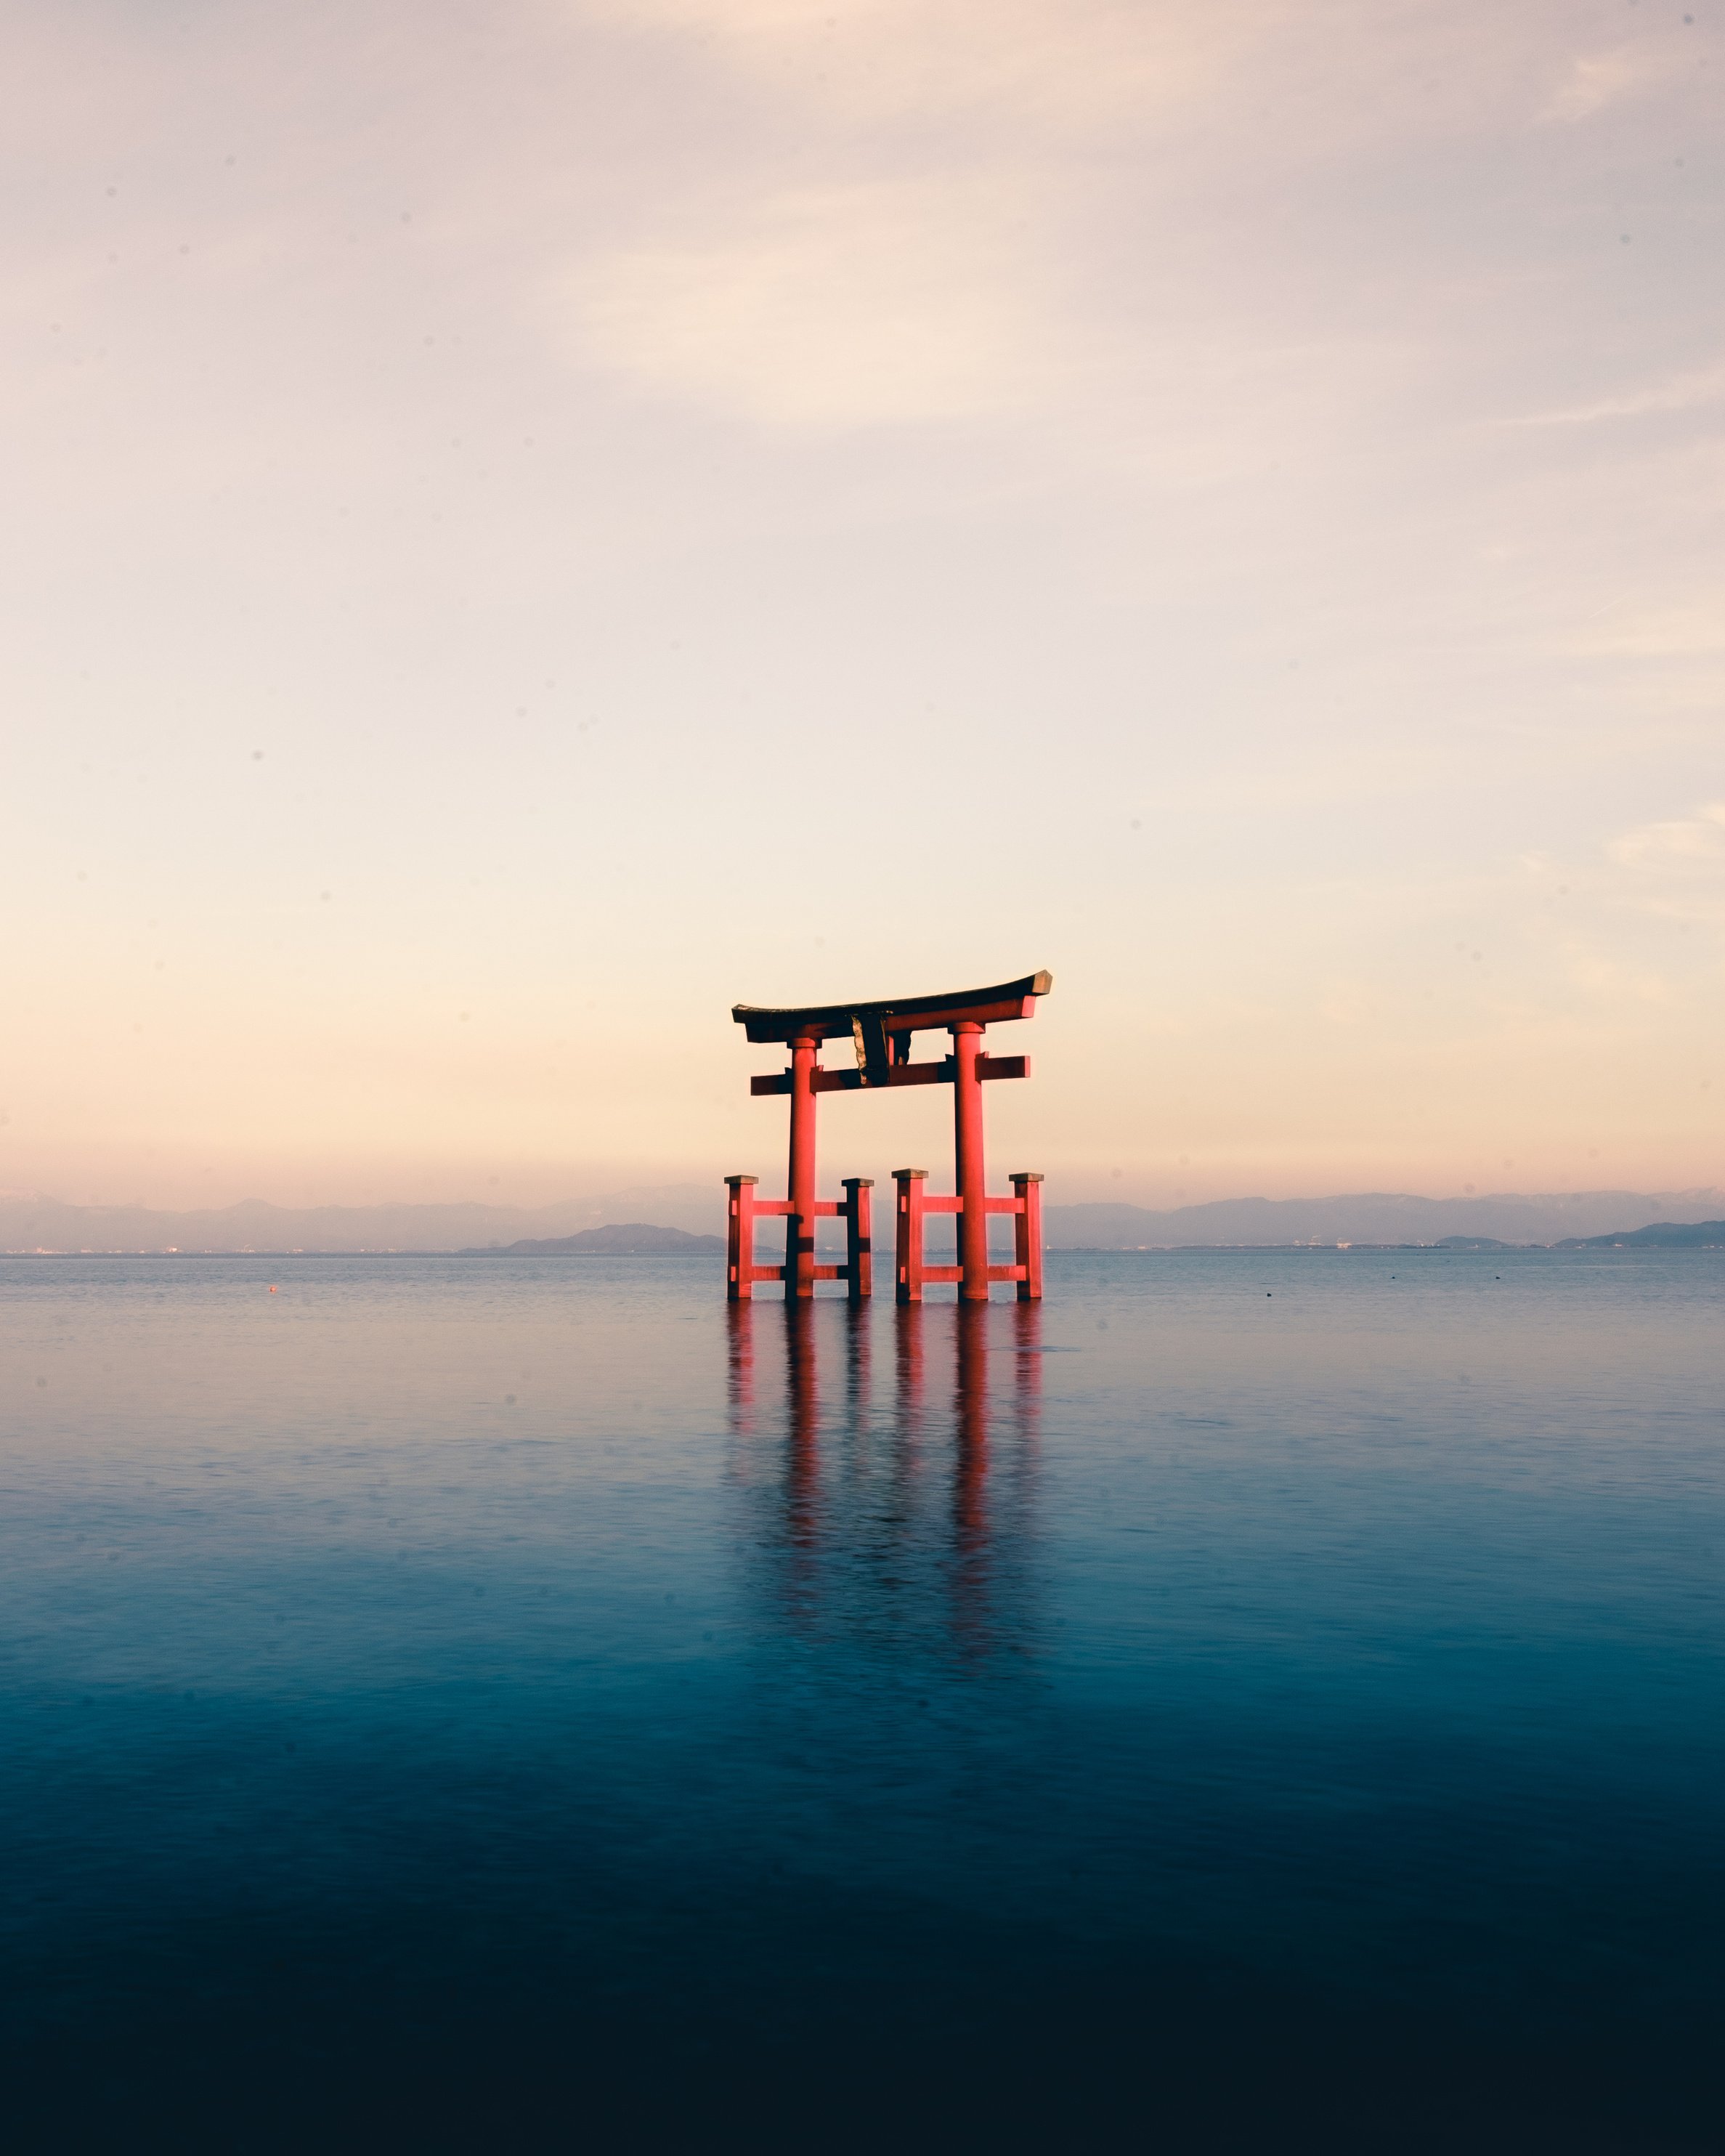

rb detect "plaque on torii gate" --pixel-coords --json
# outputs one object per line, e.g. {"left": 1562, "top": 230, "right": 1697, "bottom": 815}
{"left": 725, "top": 970, "right": 1051, "bottom": 1305}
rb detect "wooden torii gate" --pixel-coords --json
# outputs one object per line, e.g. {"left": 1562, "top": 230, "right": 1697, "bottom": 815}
{"left": 726, "top": 970, "right": 1051, "bottom": 1305}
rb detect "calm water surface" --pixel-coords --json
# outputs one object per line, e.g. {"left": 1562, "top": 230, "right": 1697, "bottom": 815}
{"left": 2, "top": 1252, "right": 1721, "bottom": 2151}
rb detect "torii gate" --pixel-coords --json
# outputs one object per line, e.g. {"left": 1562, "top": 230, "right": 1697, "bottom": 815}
{"left": 725, "top": 970, "right": 1051, "bottom": 1305}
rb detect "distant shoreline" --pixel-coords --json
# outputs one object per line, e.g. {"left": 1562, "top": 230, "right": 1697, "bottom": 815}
{"left": 5, "top": 1240, "right": 1721, "bottom": 1259}
{"left": 7, "top": 1189, "right": 1720, "bottom": 1255}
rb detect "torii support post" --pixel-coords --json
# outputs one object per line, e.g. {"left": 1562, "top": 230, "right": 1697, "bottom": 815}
{"left": 726, "top": 1175, "right": 787, "bottom": 1302}
{"left": 725, "top": 1173, "right": 754, "bottom": 1301}
{"left": 842, "top": 1178, "right": 873, "bottom": 1303}
{"left": 1012, "top": 1172, "right": 1044, "bottom": 1302}
{"left": 894, "top": 1169, "right": 927, "bottom": 1303}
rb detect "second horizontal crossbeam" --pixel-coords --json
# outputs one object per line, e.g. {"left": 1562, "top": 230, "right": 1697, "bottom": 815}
{"left": 751, "top": 1055, "right": 1028, "bottom": 1098}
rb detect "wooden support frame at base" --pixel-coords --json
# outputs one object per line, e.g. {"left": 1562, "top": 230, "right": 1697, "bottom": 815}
{"left": 726, "top": 1172, "right": 876, "bottom": 1302}
{"left": 893, "top": 1167, "right": 1044, "bottom": 1304}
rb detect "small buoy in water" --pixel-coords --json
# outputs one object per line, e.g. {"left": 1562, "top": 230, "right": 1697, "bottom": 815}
{"left": 269, "top": 1285, "right": 278, "bottom": 1294}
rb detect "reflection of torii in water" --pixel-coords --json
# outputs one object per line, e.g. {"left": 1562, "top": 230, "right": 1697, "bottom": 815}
{"left": 726, "top": 971, "right": 1052, "bottom": 1304}
{"left": 724, "top": 1298, "right": 1044, "bottom": 1656}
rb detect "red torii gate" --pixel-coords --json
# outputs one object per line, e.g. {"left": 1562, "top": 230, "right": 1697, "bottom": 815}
{"left": 725, "top": 970, "right": 1051, "bottom": 1305}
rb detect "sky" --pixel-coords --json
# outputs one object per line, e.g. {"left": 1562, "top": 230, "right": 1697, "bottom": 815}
{"left": 3, "top": 0, "right": 1721, "bottom": 1212}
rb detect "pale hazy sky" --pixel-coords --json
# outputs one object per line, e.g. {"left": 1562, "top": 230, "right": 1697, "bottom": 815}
{"left": 4, "top": 0, "right": 1721, "bottom": 1210}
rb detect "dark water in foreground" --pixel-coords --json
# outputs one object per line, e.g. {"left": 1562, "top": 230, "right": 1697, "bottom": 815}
{"left": 2, "top": 1252, "right": 1721, "bottom": 2152}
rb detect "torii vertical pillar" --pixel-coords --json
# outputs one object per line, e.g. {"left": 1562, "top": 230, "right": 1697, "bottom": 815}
{"left": 951, "top": 1021, "right": 989, "bottom": 1302}
{"left": 786, "top": 1030, "right": 819, "bottom": 1299}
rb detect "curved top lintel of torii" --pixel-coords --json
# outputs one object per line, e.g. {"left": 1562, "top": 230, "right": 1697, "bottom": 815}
{"left": 731, "top": 970, "right": 1052, "bottom": 1049}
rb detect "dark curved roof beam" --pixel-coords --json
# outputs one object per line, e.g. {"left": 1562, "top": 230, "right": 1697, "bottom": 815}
{"left": 731, "top": 970, "right": 1052, "bottom": 1046}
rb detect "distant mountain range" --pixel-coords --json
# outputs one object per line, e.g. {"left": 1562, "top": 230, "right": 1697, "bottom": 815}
{"left": 0, "top": 1185, "right": 719, "bottom": 1253}
{"left": 1555, "top": 1220, "right": 1725, "bottom": 1250}
{"left": 1042, "top": 1190, "right": 1725, "bottom": 1248}
{"left": 2, "top": 1186, "right": 1721, "bottom": 1254}
{"left": 458, "top": 1224, "right": 724, "bottom": 1255}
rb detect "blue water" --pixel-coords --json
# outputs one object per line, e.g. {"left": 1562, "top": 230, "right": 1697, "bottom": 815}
{"left": 2, "top": 1252, "right": 1721, "bottom": 2152}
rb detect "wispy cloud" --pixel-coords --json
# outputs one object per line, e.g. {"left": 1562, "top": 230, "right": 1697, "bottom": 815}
{"left": 1610, "top": 803, "right": 1725, "bottom": 871}
{"left": 1578, "top": 604, "right": 1725, "bottom": 660}
{"left": 1516, "top": 365, "right": 1725, "bottom": 428}
{"left": 1542, "top": 43, "right": 1679, "bottom": 123}
{"left": 1605, "top": 803, "right": 1725, "bottom": 938}
{"left": 572, "top": 0, "right": 1266, "bottom": 131}
{"left": 567, "top": 177, "right": 1061, "bottom": 426}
